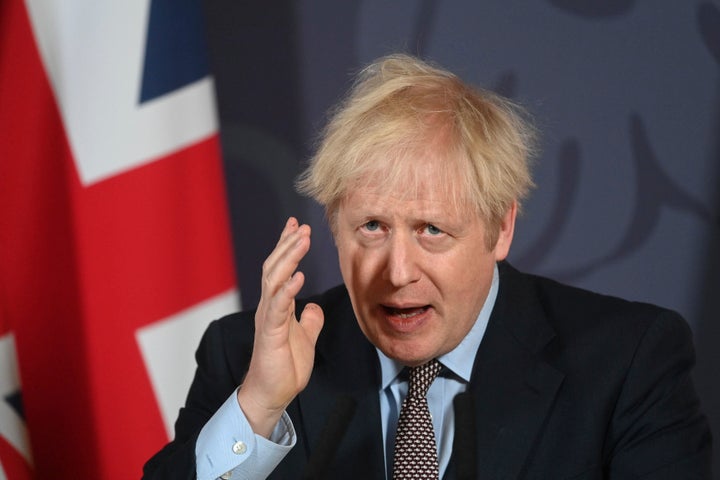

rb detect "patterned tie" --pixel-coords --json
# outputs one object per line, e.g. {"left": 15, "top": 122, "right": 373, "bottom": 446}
{"left": 392, "top": 359, "right": 443, "bottom": 480}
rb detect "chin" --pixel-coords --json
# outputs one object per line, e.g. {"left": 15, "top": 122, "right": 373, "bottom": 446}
{"left": 380, "top": 339, "right": 437, "bottom": 366}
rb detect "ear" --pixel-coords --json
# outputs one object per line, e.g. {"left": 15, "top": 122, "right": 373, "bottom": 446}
{"left": 493, "top": 201, "right": 517, "bottom": 261}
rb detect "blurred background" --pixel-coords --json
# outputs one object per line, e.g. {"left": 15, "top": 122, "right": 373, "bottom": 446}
{"left": 1, "top": 0, "right": 718, "bottom": 478}
{"left": 203, "top": 0, "right": 720, "bottom": 473}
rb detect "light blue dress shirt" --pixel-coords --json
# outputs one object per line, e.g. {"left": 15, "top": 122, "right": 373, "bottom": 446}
{"left": 377, "top": 264, "right": 497, "bottom": 478}
{"left": 195, "top": 265, "right": 499, "bottom": 479}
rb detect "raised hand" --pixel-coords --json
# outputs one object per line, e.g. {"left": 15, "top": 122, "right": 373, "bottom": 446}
{"left": 236, "top": 217, "right": 325, "bottom": 437}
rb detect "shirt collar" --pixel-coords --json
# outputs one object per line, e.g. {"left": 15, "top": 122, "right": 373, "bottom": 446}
{"left": 377, "top": 263, "right": 500, "bottom": 389}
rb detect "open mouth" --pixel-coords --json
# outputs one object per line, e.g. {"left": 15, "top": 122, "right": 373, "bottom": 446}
{"left": 376, "top": 304, "right": 433, "bottom": 335}
{"left": 382, "top": 305, "right": 430, "bottom": 319}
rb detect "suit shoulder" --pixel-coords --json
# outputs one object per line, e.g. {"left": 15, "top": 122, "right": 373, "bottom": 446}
{"left": 499, "top": 262, "right": 687, "bottom": 338}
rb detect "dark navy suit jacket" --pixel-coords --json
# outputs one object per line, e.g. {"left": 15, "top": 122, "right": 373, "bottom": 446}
{"left": 143, "top": 262, "right": 712, "bottom": 479}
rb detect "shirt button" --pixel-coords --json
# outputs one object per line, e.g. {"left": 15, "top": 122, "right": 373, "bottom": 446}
{"left": 220, "top": 472, "right": 232, "bottom": 479}
{"left": 232, "top": 440, "right": 247, "bottom": 455}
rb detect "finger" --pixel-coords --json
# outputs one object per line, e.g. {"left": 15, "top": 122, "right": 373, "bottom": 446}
{"left": 277, "top": 216, "right": 299, "bottom": 243}
{"left": 262, "top": 271, "right": 307, "bottom": 331}
{"left": 298, "top": 302, "right": 324, "bottom": 345}
{"left": 261, "top": 224, "right": 311, "bottom": 296}
{"left": 263, "top": 218, "right": 303, "bottom": 276}
{"left": 264, "top": 219, "right": 305, "bottom": 274}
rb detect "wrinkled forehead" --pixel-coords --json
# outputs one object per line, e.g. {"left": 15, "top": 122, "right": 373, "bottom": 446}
{"left": 340, "top": 145, "right": 477, "bottom": 217}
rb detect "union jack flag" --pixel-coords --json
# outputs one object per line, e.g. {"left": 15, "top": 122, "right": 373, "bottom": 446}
{"left": 0, "top": 0, "right": 239, "bottom": 478}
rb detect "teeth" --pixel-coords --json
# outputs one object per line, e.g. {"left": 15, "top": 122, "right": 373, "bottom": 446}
{"left": 394, "top": 308, "right": 424, "bottom": 319}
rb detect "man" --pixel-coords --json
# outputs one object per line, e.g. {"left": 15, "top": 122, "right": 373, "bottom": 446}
{"left": 143, "top": 54, "right": 711, "bottom": 479}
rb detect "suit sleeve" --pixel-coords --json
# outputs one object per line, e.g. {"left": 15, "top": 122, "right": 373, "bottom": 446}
{"left": 607, "top": 310, "right": 712, "bottom": 479}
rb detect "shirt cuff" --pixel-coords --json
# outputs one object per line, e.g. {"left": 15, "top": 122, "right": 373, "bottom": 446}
{"left": 195, "top": 389, "right": 296, "bottom": 480}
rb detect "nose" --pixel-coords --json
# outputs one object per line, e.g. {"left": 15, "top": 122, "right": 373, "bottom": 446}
{"left": 384, "top": 231, "right": 421, "bottom": 287}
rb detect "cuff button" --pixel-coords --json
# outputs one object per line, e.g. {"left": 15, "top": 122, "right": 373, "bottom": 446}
{"left": 232, "top": 440, "right": 247, "bottom": 455}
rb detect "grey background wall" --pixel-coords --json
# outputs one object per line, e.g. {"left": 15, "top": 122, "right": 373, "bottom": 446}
{"left": 202, "top": 1, "right": 720, "bottom": 472}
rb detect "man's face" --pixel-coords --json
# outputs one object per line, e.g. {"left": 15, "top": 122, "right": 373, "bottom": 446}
{"left": 334, "top": 161, "right": 516, "bottom": 366}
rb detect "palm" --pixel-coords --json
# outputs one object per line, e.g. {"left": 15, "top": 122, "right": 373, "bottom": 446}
{"left": 236, "top": 218, "right": 324, "bottom": 437}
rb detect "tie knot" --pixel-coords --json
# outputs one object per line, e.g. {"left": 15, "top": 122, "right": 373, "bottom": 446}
{"left": 408, "top": 359, "right": 442, "bottom": 398}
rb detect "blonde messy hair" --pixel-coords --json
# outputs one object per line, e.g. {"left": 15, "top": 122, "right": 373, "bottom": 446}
{"left": 296, "top": 54, "right": 536, "bottom": 248}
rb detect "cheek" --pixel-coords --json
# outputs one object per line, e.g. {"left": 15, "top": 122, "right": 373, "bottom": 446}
{"left": 338, "top": 246, "right": 374, "bottom": 302}
{"left": 340, "top": 246, "right": 382, "bottom": 286}
{"left": 335, "top": 237, "right": 355, "bottom": 276}
{"left": 437, "top": 253, "right": 495, "bottom": 308}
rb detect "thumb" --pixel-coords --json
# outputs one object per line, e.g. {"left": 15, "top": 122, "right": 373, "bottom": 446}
{"left": 299, "top": 302, "right": 324, "bottom": 344}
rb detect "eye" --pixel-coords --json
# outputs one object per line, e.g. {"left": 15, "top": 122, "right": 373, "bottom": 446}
{"left": 424, "top": 224, "right": 443, "bottom": 236}
{"left": 363, "top": 220, "right": 381, "bottom": 232}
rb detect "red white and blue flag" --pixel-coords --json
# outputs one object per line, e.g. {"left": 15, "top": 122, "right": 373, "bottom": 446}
{"left": 0, "top": 0, "right": 239, "bottom": 478}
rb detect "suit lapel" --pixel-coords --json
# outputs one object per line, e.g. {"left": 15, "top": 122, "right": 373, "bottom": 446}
{"left": 466, "top": 263, "right": 565, "bottom": 480}
{"left": 293, "top": 264, "right": 565, "bottom": 480}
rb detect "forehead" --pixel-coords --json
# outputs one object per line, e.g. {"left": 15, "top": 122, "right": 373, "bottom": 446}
{"left": 340, "top": 154, "right": 476, "bottom": 220}
{"left": 354, "top": 146, "right": 469, "bottom": 200}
